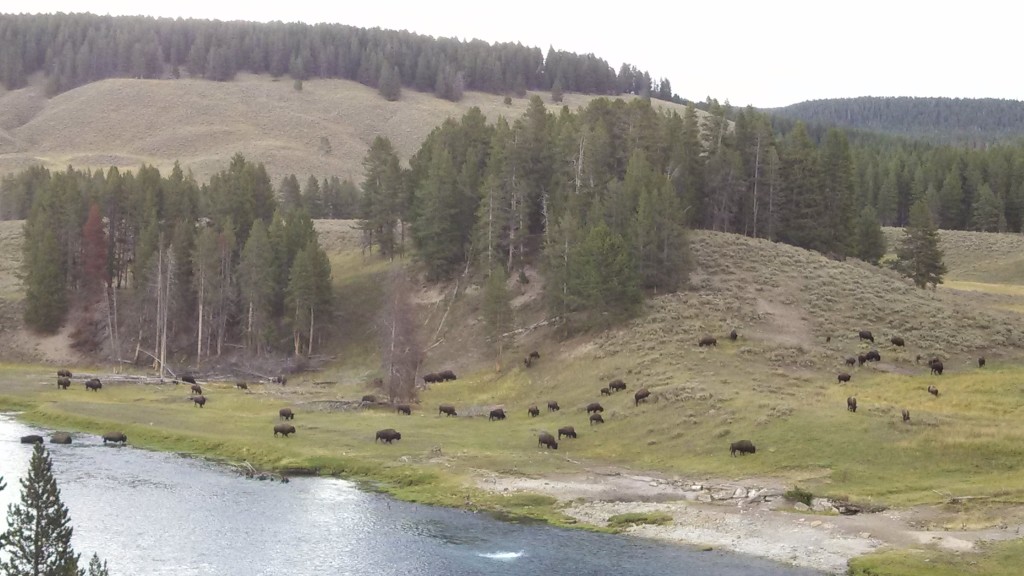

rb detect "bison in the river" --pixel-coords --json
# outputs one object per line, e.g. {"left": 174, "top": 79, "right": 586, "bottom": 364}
{"left": 847, "top": 396, "right": 857, "bottom": 413}
{"left": 837, "top": 373, "right": 851, "bottom": 383}
{"left": 890, "top": 336, "right": 905, "bottom": 347}
{"left": 589, "top": 413, "right": 605, "bottom": 425}
{"left": 634, "top": 388, "right": 650, "bottom": 406}
{"left": 274, "top": 424, "right": 296, "bottom": 437}
{"left": 438, "top": 404, "right": 458, "bottom": 417}
{"left": 538, "top": 432, "right": 558, "bottom": 450}
{"left": 928, "top": 385, "right": 940, "bottom": 397}
{"left": 488, "top": 408, "right": 507, "bottom": 421}
{"left": 191, "top": 395, "right": 206, "bottom": 408}
{"left": 547, "top": 401, "right": 560, "bottom": 412}
{"left": 902, "top": 409, "right": 911, "bottom": 423}
{"left": 858, "top": 330, "right": 874, "bottom": 343}
{"left": 103, "top": 432, "right": 127, "bottom": 445}
{"left": 85, "top": 378, "right": 102, "bottom": 391}
{"left": 558, "top": 426, "right": 577, "bottom": 440}
{"left": 20, "top": 434, "right": 43, "bottom": 444}
{"left": 279, "top": 408, "right": 295, "bottom": 420}
{"left": 730, "top": 440, "right": 756, "bottom": 456}
{"left": 50, "top": 432, "right": 72, "bottom": 444}
{"left": 608, "top": 379, "right": 627, "bottom": 392}
{"left": 527, "top": 405, "right": 540, "bottom": 417}
{"left": 929, "top": 359, "right": 944, "bottom": 375}
{"left": 698, "top": 335, "right": 717, "bottom": 347}
{"left": 375, "top": 428, "right": 402, "bottom": 444}
{"left": 586, "top": 402, "right": 604, "bottom": 414}
{"left": 396, "top": 404, "right": 412, "bottom": 415}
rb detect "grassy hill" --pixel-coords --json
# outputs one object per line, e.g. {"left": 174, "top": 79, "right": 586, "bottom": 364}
{"left": 0, "top": 74, "right": 695, "bottom": 185}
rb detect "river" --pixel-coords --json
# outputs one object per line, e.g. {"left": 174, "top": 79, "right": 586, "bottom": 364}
{"left": 0, "top": 414, "right": 821, "bottom": 575}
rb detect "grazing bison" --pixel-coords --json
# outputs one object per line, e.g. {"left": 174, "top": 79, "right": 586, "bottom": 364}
{"left": 634, "top": 388, "right": 651, "bottom": 406}
{"left": 438, "top": 370, "right": 457, "bottom": 382}
{"left": 547, "top": 401, "right": 560, "bottom": 412}
{"left": 190, "top": 384, "right": 203, "bottom": 395}
{"left": 865, "top": 350, "right": 881, "bottom": 362}
{"left": 423, "top": 373, "right": 442, "bottom": 384}
{"left": 50, "top": 432, "right": 72, "bottom": 444}
{"left": 558, "top": 426, "right": 577, "bottom": 440}
{"left": 524, "top": 356, "right": 534, "bottom": 368}
{"left": 528, "top": 351, "right": 541, "bottom": 360}
{"left": 538, "top": 432, "right": 558, "bottom": 450}
{"left": 608, "top": 379, "right": 627, "bottom": 392}
{"left": 600, "top": 387, "right": 611, "bottom": 396}
{"left": 857, "top": 354, "right": 868, "bottom": 367}
{"left": 182, "top": 375, "right": 197, "bottom": 385}
{"left": 235, "top": 382, "right": 249, "bottom": 390}
{"left": 730, "top": 440, "right": 756, "bottom": 456}
{"left": 729, "top": 329, "right": 738, "bottom": 341}
{"left": 586, "top": 402, "right": 604, "bottom": 414}
{"left": 844, "top": 357, "right": 856, "bottom": 367}
{"left": 57, "top": 377, "right": 70, "bottom": 390}
{"left": 361, "top": 394, "right": 378, "bottom": 403}
{"left": 488, "top": 408, "right": 507, "bottom": 421}
{"left": 102, "top": 432, "right": 128, "bottom": 445}
{"left": 929, "top": 359, "right": 944, "bottom": 375}
{"left": 273, "top": 424, "right": 296, "bottom": 437}
{"left": 589, "top": 413, "right": 605, "bottom": 425}
{"left": 57, "top": 369, "right": 73, "bottom": 378}
{"left": 890, "top": 336, "right": 905, "bottom": 347}
{"left": 698, "top": 335, "right": 717, "bottom": 347}
{"left": 375, "top": 429, "right": 402, "bottom": 444}
{"left": 826, "top": 335, "right": 832, "bottom": 343}
{"left": 902, "top": 409, "right": 910, "bottom": 423}
{"left": 978, "top": 356, "right": 986, "bottom": 368}
{"left": 279, "top": 408, "right": 295, "bottom": 420}
{"left": 85, "top": 378, "right": 102, "bottom": 391}
{"left": 527, "top": 405, "right": 540, "bottom": 417}
{"left": 928, "top": 385, "right": 940, "bottom": 397}
{"left": 847, "top": 396, "right": 857, "bottom": 413}
{"left": 858, "top": 330, "right": 874, "bottom": 343}
{"left": 396, "top": 404, "right": 412, "bottom": 415}
{"left": 20, "top": 434, "right": 43, "bottom": 444}
{"left": 191, "top": 395, "right": 206, "bottom": 408}
{"left": 438, "top": 404, "right": 458, "bottom": 417}
{"left": 837, "top": 373, "right": 852, "bottom": 383}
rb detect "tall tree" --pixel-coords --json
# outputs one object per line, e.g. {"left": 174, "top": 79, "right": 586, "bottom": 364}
{"left": 820, "top": 128, "right": 856, "bottom": 255}
{"left": 635, "top": 180, "right": 691, "bottom": 292}
{"left": 285, "top": 240, "right": 333, "bottom": 356}
{"left": 575, "top": 222, "right": 641, "bottom": 327}
{"left": 970, "top": 183, "right": 1006, "bottom": 232}
{"left": 853, "top": 205, "right": 886, "bottom": 265}
{"left": 895, "top": 198, "right": 947, "bottom": 289}
{"left": 776, "top": 122, "right": 826, "bottom": 252}
{"left": 411, "top": 145, "right": 463, "bottom": 280}
{"left": 237, "top": 220, "right": 276, "bottom": 355}
{"left": 378, "top": 63, "right": 402, "bottom": 101}
{"left": 481, "top": 266, "right": 514, "bottom": 367}
{"left": 376, "top": 267, "right": 421, "bottom": 402}
{"left": 359, "top": 136, "right": 404, "bottom": 258}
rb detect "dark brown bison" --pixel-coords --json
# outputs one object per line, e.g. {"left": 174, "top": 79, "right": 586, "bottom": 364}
{"left": 857, "top": 354, "right": 868, "bottom": 366}
{"left": 589, "top": 413, "right": 605, "bottom": 425}
{"left": 890, "top": 336, "right": 905, "bottom": 347}
{"left": 586, "top": 402, "right": 604, "bottom": 414}
{"left": 730, "top": 440, "right": 756, "bottom": 456}
{"left": 978, "top": 356, "right": 986, "bottom": 368}
{"left": 50, "top": 432, "right": 72, "bottom": 444}
{"left": 844, "top": 357, "right": 856, "bottom": 367}
{"left": 528, "top": 351, "right": 541, "bottom": 360}
{"left": 85, "top": 378, "right": 102, "bottom": 391}
{"left": 826, "top": 335, "right": 832, "bottom": 343}
{"left": 929, "top": 359, "right": 943, "bottom": 375}
{"left": 57, "top": 369, "right": 72, "bottom": 378}
{"left": 362, "top": 394, "right": 378, "bottom": 403}
{"left": 438, "top": 370, "right": 457, "bottom": 382}
{"left": 396, "top": 404, "right": 412, "bottom": 415}
{"left": 837, "top": 373, "right": 852, "bottom": 383}
{"left": 698, "top": 335, "right": 717, "bottom": 347}
{"left": 191, "top": 395, "right": 206, "bottom": 408}
{"left": 902, "top": 409, "right": 910, "bottom": 423}
{"left": 865, "top": 350, "right": 881, "bottom": 362}
{"left": 608, "top": 379, "right": 627, "bottom": 392}
{"left": 273, "top": 424, "right": 296, "bottom": 437}
{"left": 235, "top": 382, "right": 249, "bottom": 390}
{"left": 102, "top": 432, "right": 127, "bottom": 445}
{"left": 182, "top": 375, "right": 197, "bottom": 385}
{"left": 558, "top": 426, "right": 577, "bottom": 440}
{"left": 538, "top": 432, "right": 558, "bottom": 450}
{"left": 274, "top": 375, "right": 288, "bottom": 386}
{"left": 523, "top": 356, "right": 534, "bottom": 368}
{"left": 729, "top": 329, "right": 738, "bottom": 341}
{"left": 190, "top": 384, "right": 203, "bottom": 395}
{"left": 858, "top": 330, "right": 874, "bottom": 343}
{"left": 488, "top": 408, "right": 507, "bottom": 421}
{"left": 279, "top": 408, "right": 295, "bottom": 420}
{"left": 438, "top": 404, "right": 458, "bottom": 417}
{"left": 928, "top": 385, "right": 939, "bottom": 397}
{"left": 423, "top": 373, "right": 442, "bottom": 384}
{"left": 375, "top": 428, "right": 402, "bottom": 444}
{"left": 20, "top": 434, "right": 43, "bottom": 444}
{"left": 600, "top": 387, "right": 611, "bottom": 396}
{"left": 527, "top": 405, "right": 540, "bottom": 417}
{"left": 634, "top": 388, "right": 650, "bottom": 406}
{"left": 547, "top": 401, "right": 560, "bottom": 412}
{"left": 57, "top": 377, "right": 70, "bottom": 390}
{"left": 847, "top": 396, "right": 857, "bottom": 413}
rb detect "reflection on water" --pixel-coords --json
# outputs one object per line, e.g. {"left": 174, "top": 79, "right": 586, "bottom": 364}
{"left": 0, "top": 414, "right": 821, "bottom": 575}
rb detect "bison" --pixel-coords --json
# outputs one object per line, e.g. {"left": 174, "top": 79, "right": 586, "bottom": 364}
{"left": 558, "top": 426, "right": 577, "bottom": 440}
{"left": 57, "top": 377, "right": 70, "bottom": 390}
{"left": 929, "top": 360, "right": 944, "bottom": 375}
{"left": 524, "top": 356, "right": 534, "bottom": 368}
{"left": 634, "top": 388, "right": 650, "bottom": 406}
{"left": 235, "top": 382, "right": 249, "bottom": 390}
{"left": 858, "top": 330, "right": 874, "bottom": 343}
{"left": 375, "top": 428, "right": 402, "bottom": 444}
{"left": 928, "top": 385, "right": 940, "bottom": 397}
{"left": 182, "top": 375, "right": 197, "bottom": 385}
{"left": 547, "top": 401, "right": 560, "bottom": 412}
{"left": 978, "top": 356, "right": 986, "bottom": 368}
{"left": 190, "top": 384, "right": 203, "bottom": 395}
{"left": 729, "top": 329, "right": 738, "bottom": 341}
{"left": 438, "top": 370, "right": 457, "bottom": 382}
{"left": 527, "top": 405, "right": 540, "bottom": 417}
{"left": 698, "top": 335, "right": 717, "bottom": 347}
{"left": 279, "top": 408, "right": 295, "bottom": 420}
{"left": 274, "top": 375, "right": 288, "bottom": 386}
{"left": 865, "top": 350, "right": 881, "bottom": 362}
{"left": 361, "top": 394, "right": 378, "bottom": 403}
{"left": 538, "top": 432, "right": 558, "bottom": 450}
{"left": 423, "top": 373, "right": 442, "bottom": 384}
{"left": 488, "top": 408, "right": 507, "bottom": 421}
{"left": 608, "top": 379, "right": 627, "bottom": 392}
{"left": 57, "top": 369, "right": 72, "bottom": 378}
{"left": 438, "top": 404, "right": 458, "bottom": 417}
{"left": 844, "top": 357, "right": 856, "bottom": 367}
{"left": 902, "top": 409, "right": 910, "bottom": 423}
{"left": 837, "top": 373, "right": 852, "bottom": 383}
{"left": 586, "top": 402, "right": 604, "bottom": 414}
{"left": 847, "top": 396, "right": 857, "bottom": 413}
{"left": 890, "top": 336, "right": 905, "bottom": 347}
{"left": 528, "top": 351, "right": 541, "bottom": 360}
{"left": 730, "top": 440, "right": 756, "bottom": 456}
{"left": 85, "top": 378, "right": 102, "bottom": 391}
{"left": 857, "top": 354, "right": 868, "bottom": 367}
{"left": 274, "top": 424, "right": 296, "bottom": 437}
{"left": 50, "top": 432, "right": 72, "bottom": 444}
{"left": 600, "top": 387, "right": 611, "bottom": 396}
{"left": 589, "top": 413, "right": 604, "bottom": 425}
{"left": 102, "top": 432, "right": 127, "bottom": 445}
{"left": 396, "top": 404, "right": 412, "bottom": 415}
{"left": 20, "top": 434, "right": 43, "bottom": 444}
{"left": 191, "top": 395, "right": 206, "bottom": 408}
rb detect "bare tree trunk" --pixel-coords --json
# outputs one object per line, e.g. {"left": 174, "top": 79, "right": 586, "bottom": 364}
{"left": 247, "top": 300, "right": 254, "bottom": 355}
{"left": 752, "top": 133, "right": 761, "bottom": 238}
{"left": 196, "top": 274, "right": 204, "bottom": 362}
{"left": 159, "top": 248, "right": 172, "bottom": 379}
{"left": 153, "top": 241, "right": 162, "bottom": 370}
{"left": 575, "top": 135, "right": 585, "bottom": 196}
{"left": 308, "top": 306, "right": 315, "bottom": 356}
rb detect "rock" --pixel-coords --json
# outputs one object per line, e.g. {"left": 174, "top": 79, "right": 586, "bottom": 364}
{"left": 711, "top": 490, "right": 734, "bottom": 501}
{"left": 649, "top": 481, "right": 659, "bottom": 487}
{"left": 859, "top": 532, "right": 872, "bottom": 539}
{"left": 811, "top": 498, "right": 834, "bottom": 512}
{"left": 691, "top": 485, "right": 703, "bottom": 491}
{"left": 733, "top": 488, "right": 747, "bottom": 499}
{"left": 50, "top": 432, "right": 72, "bottom": 444}
{"left": 810, "top": 520, "right": 822, "bottom": 527}
{"left": 697, "top": 494, "right": 713, "bottom": 503}
{"left": 794, "top": 502, "right": 811, "bottom": 512}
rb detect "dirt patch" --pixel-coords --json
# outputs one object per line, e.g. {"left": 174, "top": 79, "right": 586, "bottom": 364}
{"left": 754, "top": 297, "right": 815, "bottom": 349}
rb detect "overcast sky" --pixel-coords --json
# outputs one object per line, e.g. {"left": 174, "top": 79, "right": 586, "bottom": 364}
{"left": 6, "top": 1, "right": 1020, "bottom": 108}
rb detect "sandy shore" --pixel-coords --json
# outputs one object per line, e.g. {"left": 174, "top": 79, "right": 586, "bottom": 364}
{"left": 474, "top": 467, "right": 1024, "bottom": 575}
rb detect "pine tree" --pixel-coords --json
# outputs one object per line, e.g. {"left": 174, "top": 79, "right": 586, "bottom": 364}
{"left": 576, "top": 222, "right": 641, "bottom": 327}
{"left": 411, "top": 145, "right": 462, "bottom": 280}
{"left": 896, "top": 198, "right": 947, "bottom": 289}
{"left": 820, "top": 128, "right": 856, "bottom": 255}
{"left": 23, "top": 224, "right": 68, "bottom": 333}
{"left": 481, "top": 266, "right": 514, "bottom": 365}
{"left": 853, "top": 205, "right": 886, "bottom": 265}
{"left": 86, "top": 554, "right": 109, "bottom": 576}
{"left": 635, "top": 180, "right": 690, "bottom": 292}
{"left": 238, "top": 221, "right": 276, "bottom": 355}
{"left": 970, "top": 183, "right": 1005, "bottom": 232}
{"left": 286, "top": 240, "right": 332, "bottom": 356}
{"left": 359, "top": 136, "right": 404, "bottom": 258}
{"left": 550, "top": 75, "right": 564, "bottom": 103}
{"left": 378, "top": 63, "right": 402, "bottom": 101}
{"left": 938, "top": 167, "right": 963, "bottom": 229}
{"left": 776, "top": 122, "right": 826, "bottom": 252}
{"left": 0, "top": 444, "right": 84, "bottom": 576}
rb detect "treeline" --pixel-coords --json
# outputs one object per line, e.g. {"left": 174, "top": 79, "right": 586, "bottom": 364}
{"left": 0, "top": 12, "right": 678, "bottom": 102}
{"left": 17, "top": 156, "right": 342, "bottom": 366}
{"left": 770, "top": 96, "right": 1024, "bottom": 146}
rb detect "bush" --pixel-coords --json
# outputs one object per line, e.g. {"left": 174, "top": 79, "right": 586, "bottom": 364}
{"left": 785, "top": 486, "right": 813, "bottom": 506}
{"left": 606, "top": 511, "right": 672, "bottom": 528}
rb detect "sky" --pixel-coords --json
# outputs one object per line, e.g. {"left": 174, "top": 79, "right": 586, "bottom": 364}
{"left": 5, "top": 0, "right": 1021, "bottom": 108}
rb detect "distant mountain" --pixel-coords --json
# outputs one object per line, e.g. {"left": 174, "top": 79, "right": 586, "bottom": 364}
{"left": 767, "top": 96, "right": 1024, "bottom": 145}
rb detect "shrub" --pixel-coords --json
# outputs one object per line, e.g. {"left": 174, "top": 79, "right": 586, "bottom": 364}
{"left": 785, "top": 486, "right": 813, "bottom": 506}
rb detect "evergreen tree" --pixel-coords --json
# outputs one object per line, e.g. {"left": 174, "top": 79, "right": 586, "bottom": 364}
{"left": 302, "top": 175, "right": 323, "bottom": 218}
{"left": 0, "top": 444, "right": 85, "bottom": 576}
{"left": 820, "top": 128, "right": 856, "bottom": 255}
{"left": 378, "top": 63, "right": 402, "bottom": 101}
{"left": 970, "top": 183, "right": 1006, "bottom": 232}
{"left": 481, "top": 266, "right": 514, "bottom": 365}
{"left": 853, "top": 205, "right": 886, "bottom": 265}
{"left": 359, "top": 136, "right": 404, "bottom": 258}
{"left": 776, "top": 122, "right": 826, "bottom": 252}
{"left": 575, "top": 222, "right": 641, "bottom": 327}
{"left": 86, "top": 554, "right": 109, "bottom": 576}
{"left": 876, "top": 164, "right": 899, "bottom": 225}
{"left": 285, "top": 240, "right": 333, "bottom": 356}
{"left": 23, "top": 224, "right": 68, "bottom": 333}
{"left": 238, "top": 220, "right": 276, "bottom": 355}
{"left": 411, "top": 145, "right": 462, "bottom": 280}
{"left": 279, "top": 174, "right": 302, "bottom": 212}
{"left": 896, "top": 198, "right": 947, "bottom": 289}
{"left": 937, "top": 167, "right": 964, "bottom": 229}
{"left": 635, "top": 180, "right": 690, "bottom": 292}
{"left": 550, "top": 75, "right": 564, "bottom": 103}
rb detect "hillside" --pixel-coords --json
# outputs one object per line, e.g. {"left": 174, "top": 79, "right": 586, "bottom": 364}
{"left": 769, "top": 96, "right": 1024, "bottom": 145}
{"left": 0, "top": 74, "right": 694, "bottom": 185}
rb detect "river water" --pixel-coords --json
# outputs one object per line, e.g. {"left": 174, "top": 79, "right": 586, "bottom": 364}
{"left": 0, "top": 414, "right": 820, "bottom": 575}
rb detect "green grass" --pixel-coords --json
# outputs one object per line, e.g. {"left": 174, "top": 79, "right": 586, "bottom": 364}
{"left": 606, "top": 512, "right": 673, "bottom": 529}
{"left": 848, "top": 540, "right": 1024, "bottom": 576}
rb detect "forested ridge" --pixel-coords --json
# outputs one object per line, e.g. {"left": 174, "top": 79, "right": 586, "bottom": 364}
{"left": 0, "top": 12, "right": 678, "bottom": 102}
{"left": 769, "top": 96, "right": 1024, "bottom": 146}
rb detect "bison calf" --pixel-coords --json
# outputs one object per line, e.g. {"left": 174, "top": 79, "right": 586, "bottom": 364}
{"left": 847, "top": 396, "right": 857, "bottom": 413}
{"left": 845, "top": 357, "right": 856, "bottom": 367}
{"left": 488, "top": 408, "right": 507, "bottom": 421}
{"left": 438, "top": 404, "right": 458, "bottom": 417}
{"left": 527, "top": 405, "right": 540, "bottom": 417}
{"left": 274, "top": 424, "right": 296, "bottom": 437}
{"left": 235, "top": 382, "right": 249, "bottom": 390}
{"left": 600, "top": 387, "right": 611, "bottom": 396}
{"left": 837, "top": 373, "right": 851, "bottom": 383}
{"left": 375, "top": 428, "right": 402, "bottom": 444}
{"left": 538, "top": 432, "right": 558, "bottom": 450}
{"left": 558, "top": 426, "right": 577, "bottom": 440}
{"left": 279, "top": 408, "right": 295, "bottom": 420}
{"left": 190, "top": 384, "right": 203, "bottom": 395}
{"left": 729, "top": 329, "right": 738, "bottom": 341}
{"left": 634, "top": 388, "right": 650, "bottom": 406}
{"left": 730, "top": 440, "right": 756, "bottom": 456}
{"left": 589, "top": 413, "right": 605, "bottom": 425}
{"left": 928, "top": 385, "right": 939, "bottom": 397}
